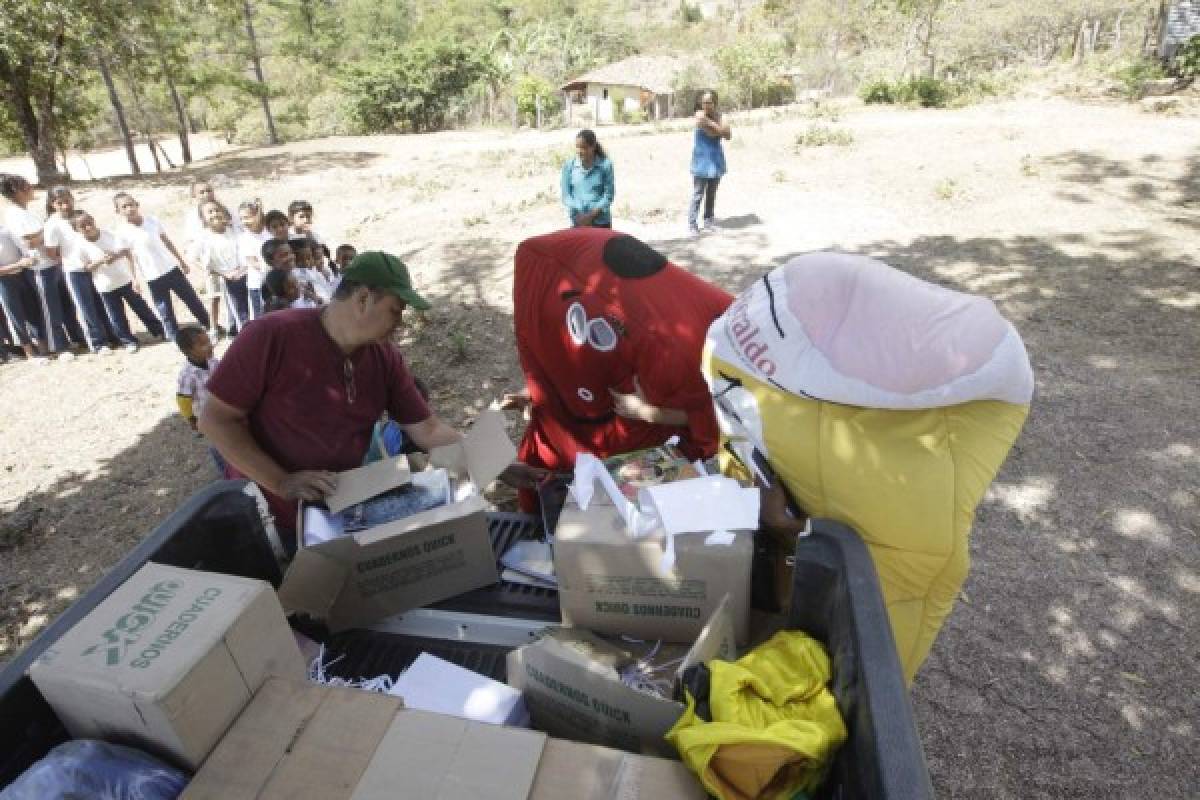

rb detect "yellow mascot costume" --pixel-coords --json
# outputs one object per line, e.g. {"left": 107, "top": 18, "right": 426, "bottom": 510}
{"left": 703, "top": 253, "right": 1033, "bottom": 683}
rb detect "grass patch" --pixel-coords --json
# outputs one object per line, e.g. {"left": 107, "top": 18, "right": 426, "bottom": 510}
{"left": 515, "top": 188, "right": 557, "bottom": 212}
{"left": 860, "top": 74, "right": 1007, "bottom": 109}
{"left": 1111, "top": 58, "right": 1167, "bottom": 100}
{"left": 934, "top": 178, "right": 960, "bottom": 201}
{"left": 795, "top": 124, "right": 854, "bottom": 149}
{"left": 803, "top": 100, "right": 842, "bottom": 122}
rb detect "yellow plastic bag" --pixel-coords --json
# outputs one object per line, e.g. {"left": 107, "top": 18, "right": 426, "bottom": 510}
{"left": 666, "top": 631, "right": 847, "bottom": 800}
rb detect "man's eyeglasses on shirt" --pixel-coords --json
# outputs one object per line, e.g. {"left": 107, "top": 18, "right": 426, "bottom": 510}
{"left": 343, "top": 358, "right": 357, "bottom": 404}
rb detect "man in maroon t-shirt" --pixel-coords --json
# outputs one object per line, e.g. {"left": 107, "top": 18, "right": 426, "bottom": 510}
{"left": 199, "top": 251, "right": 542, "bottom": 540}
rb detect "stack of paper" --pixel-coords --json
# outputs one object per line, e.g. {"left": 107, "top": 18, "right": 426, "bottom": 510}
{"left": 389, "top": 653, "right": 528, "bottom": 727}
{"left": 500, "top": 539, "right": 557, "bottom": 588}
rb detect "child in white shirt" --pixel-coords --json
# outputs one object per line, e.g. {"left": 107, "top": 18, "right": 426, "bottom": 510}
{"left": 174, "top": 325, "right": 226, "bottom": 477}
{"left": 193, "top": 200, "right": 249, "bottom": 337}
{"left": 287, "top": 199, "right": 327, "bottom": 248}
{"left": 236, "top": 200, "right": 270, "bottom": 319}
{"left": 71, "top": 211, "right": 164, "bottom": 351}
{"left": 113, "top": 191, "right": 211, "bottom": 339}
{"left": 46, "top": 188, "right": 114, "bottom": 353}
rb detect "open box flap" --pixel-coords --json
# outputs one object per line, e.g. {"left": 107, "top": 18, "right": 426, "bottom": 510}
{"left": 352, "top": 494, "right": 488, "bottom": 547}
{"left": 324, "top": 455, "right": 413, "bottom": 514}
{"left": 432, "top": 411, "right": 515, "bottom": 489}
{"left": 277, "top": 546, "right": 352, "bottom": 622}
{"left": 675, "top": 594, "right": 736, "bottom": 689}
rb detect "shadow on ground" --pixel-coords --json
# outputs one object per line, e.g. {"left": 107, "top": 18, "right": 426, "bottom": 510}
{"left": 64, "top": 149, "right": 386, "bottom": 192}
{"left": 1043, "top": 147, "right": 1200, "bottom": 230}
{"left": 831, "top": 231, "right": 1200, "bottom": 797}
{"left": 0, "top": 415, "right": 216, "bottom": 663}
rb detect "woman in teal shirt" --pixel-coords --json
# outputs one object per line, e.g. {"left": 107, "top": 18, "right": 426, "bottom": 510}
{"left": 560, "top": 129, "right": 615, "bottom": 228}
{"left": 688, "top": 90, "right": 732, "bottom": 235}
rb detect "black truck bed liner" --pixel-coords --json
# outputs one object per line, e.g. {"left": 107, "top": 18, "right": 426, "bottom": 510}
{"left": 0, "top": 481, "right": 934, "bottom": 799}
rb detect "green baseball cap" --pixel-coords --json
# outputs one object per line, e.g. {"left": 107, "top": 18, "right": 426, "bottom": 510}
{"left": 342, "top": 251, "right": 432, "bottom": 310}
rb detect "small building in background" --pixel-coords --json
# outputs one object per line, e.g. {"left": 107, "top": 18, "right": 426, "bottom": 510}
{"left": 1159, "top": 0, "right": 1200, "bottom": 60}
{"left": 561, "top": 55, "right": 717, "bottom": 126}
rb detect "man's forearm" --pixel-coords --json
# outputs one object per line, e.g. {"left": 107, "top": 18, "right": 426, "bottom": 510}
{"left": 199, "top": 416, "right": 288, "bottom": 495}
{"left": 402, "top": 415, "right": 463, "bottom": 452}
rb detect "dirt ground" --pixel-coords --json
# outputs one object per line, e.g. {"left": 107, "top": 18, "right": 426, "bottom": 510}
{"left": 1, "top": 95, "right": 1197, "bottom": 797}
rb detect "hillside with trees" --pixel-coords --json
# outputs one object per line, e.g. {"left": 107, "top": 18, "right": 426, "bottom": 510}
{"left": 0, "top": 0, "right": 1184, "bottom": 184}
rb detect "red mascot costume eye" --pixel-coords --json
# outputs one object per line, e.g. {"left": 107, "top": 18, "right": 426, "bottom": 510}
{"left": 513, "top": 227, "right": 733, "bottom": 511}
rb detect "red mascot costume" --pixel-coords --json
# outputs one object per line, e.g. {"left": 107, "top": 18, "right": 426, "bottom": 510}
{"left": 513, "top": 228, "right": 733, "bottom": 510}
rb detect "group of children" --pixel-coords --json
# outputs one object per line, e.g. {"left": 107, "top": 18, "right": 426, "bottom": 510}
{"left": 0, "top": 174, "right": 357, "bottom": 365}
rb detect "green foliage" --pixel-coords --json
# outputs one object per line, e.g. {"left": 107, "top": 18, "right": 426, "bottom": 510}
{"left": 896, "top": 75, "right": 951, "bottom": 107}
{"left": 677, "top": 0, "right": 703, "bottom": 24}
{"left": 304, "top": 91, "right": 352, "bottom": 138}
{"left": 795, "top": 124, "right": 854, "bottom": 148}
{"left": 716, "top": 38, "right": 794, "bottom": 109}
{"left": 341, "top": 38, "right": 496, "bottom": 133}
{"left": 860, "top": 79, "right": 896, "bottom": 104}
{"left": 1172, "top": 35, "right": 1200, "bottom": 79}
{"left": 514, "top": 75, "right": 562, "bottom": 125}
{"left": 1112, "top": 58, "right": 1166, "bottom": 99}
{"left": 803, "top": 100, "right": 842, "bottom": 121}
{"left": 934, "top": 177, "right": 959, "bottom": 200}
{"left": 858, "top": 74, "right": 995, "bottom": 108}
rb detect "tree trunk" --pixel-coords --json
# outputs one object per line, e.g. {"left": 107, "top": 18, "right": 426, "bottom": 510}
{"left": 155, "top": 139, "right": 176, "bottom": 169}
{"left": 827, "top": 0, "right": 847, "bottom": 90}
{"left": 125, "top": 76, "right": 162, "bottom": 173}
{"left": 300, "top": 0, "right": 316, "bottom": 35}
{"left": 152, "top": 31, "right": 192, "bottom": 164}
{"left": 96, "top": 54, "right": 140, "bottom": 176}
{"left": 1114, "top": 10, "right": 1124, "bottom": 53}
{"left": 242, "top": 0, "right": 280, "bottom": 145}
{"left": 0, "top": 52, "right": 68, "bottom": 185}
{"left": 922, "top": 1, "right": 941, "bottom": 78}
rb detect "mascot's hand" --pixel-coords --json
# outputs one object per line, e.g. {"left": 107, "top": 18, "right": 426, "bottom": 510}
{"left": 498, "top": 461, "right": 550, "bottom": 490}
{"left": 759, "top": 479, "right": 808, "bottom": 547}
{"left": 499, "top": 390, "right": 531, "bottom": 411}
{"left": 610, "top": 377, "right": 688, "bottom": 426}
{"left": 610, "top": 376, "right": 652, "bottom": 421}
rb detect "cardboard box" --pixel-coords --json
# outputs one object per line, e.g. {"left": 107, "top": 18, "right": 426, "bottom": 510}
{"left": 279, "top": 411, "right": 516, "bottom": 632}
{"left": 507, "top": 596, "right": 736, "bottom": 757}
{"left": 28, "top": 563, "right": 305, "bottom": 770}
{"left": 184, "top": 677, "right": 701, "bottom": 800}
{"left": 388, "top": 652, "right": 528, "bottom": 726}
{"left": 530, "top": 739, "right": 706, "bottom": 800}
{"left": 554, "top": 493, "right": 754, "bottom": 644}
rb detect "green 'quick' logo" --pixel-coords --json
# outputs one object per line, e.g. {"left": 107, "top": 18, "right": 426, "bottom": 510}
{"left": 80, "top": 580, "right": 183, "bottom": 666}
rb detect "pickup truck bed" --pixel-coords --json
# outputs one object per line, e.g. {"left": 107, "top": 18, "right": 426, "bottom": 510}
{"left": 0, "top": 481, "right": 934, "bottom": 799}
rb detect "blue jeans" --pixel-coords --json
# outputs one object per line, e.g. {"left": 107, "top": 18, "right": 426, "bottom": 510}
{"left": 65, "top": 270, "right": 116, "bottom": 351}
{"left": 32, "top": 265, "right": 86, "bottom": 352}
{"left": 147, "top": 267, "right": 210, "bottom": 339}
{"left": 209, "top": 446, "right": 228, "bottom": 478}
{"left": 100, "top": 283, "right": 165, "bottom": 345}
{"left": 688, "top": 176, "right": 721, "bottom": 228}
{"left": 223, "top": 276, "right": 250, "bottom": 333}
{"left": 0, "top": 273, "right": 37, "bottom": 346}
{"left": 248, "top": 288, "right": 264, "bottom": 320}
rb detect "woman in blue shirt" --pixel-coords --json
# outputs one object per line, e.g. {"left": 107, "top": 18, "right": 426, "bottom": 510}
{"left": 688, "top": 90, "right": 732, "bottom": 235}
{"left": 560, "top": 129, "right": 615, "bottom": 228}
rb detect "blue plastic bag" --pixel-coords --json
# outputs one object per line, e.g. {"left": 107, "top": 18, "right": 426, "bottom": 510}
{"left": 0, "top": 739, "right": 188, "bottom": 800}
{"left": 340, "top": 481, "right": 450, "bottom": 531}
